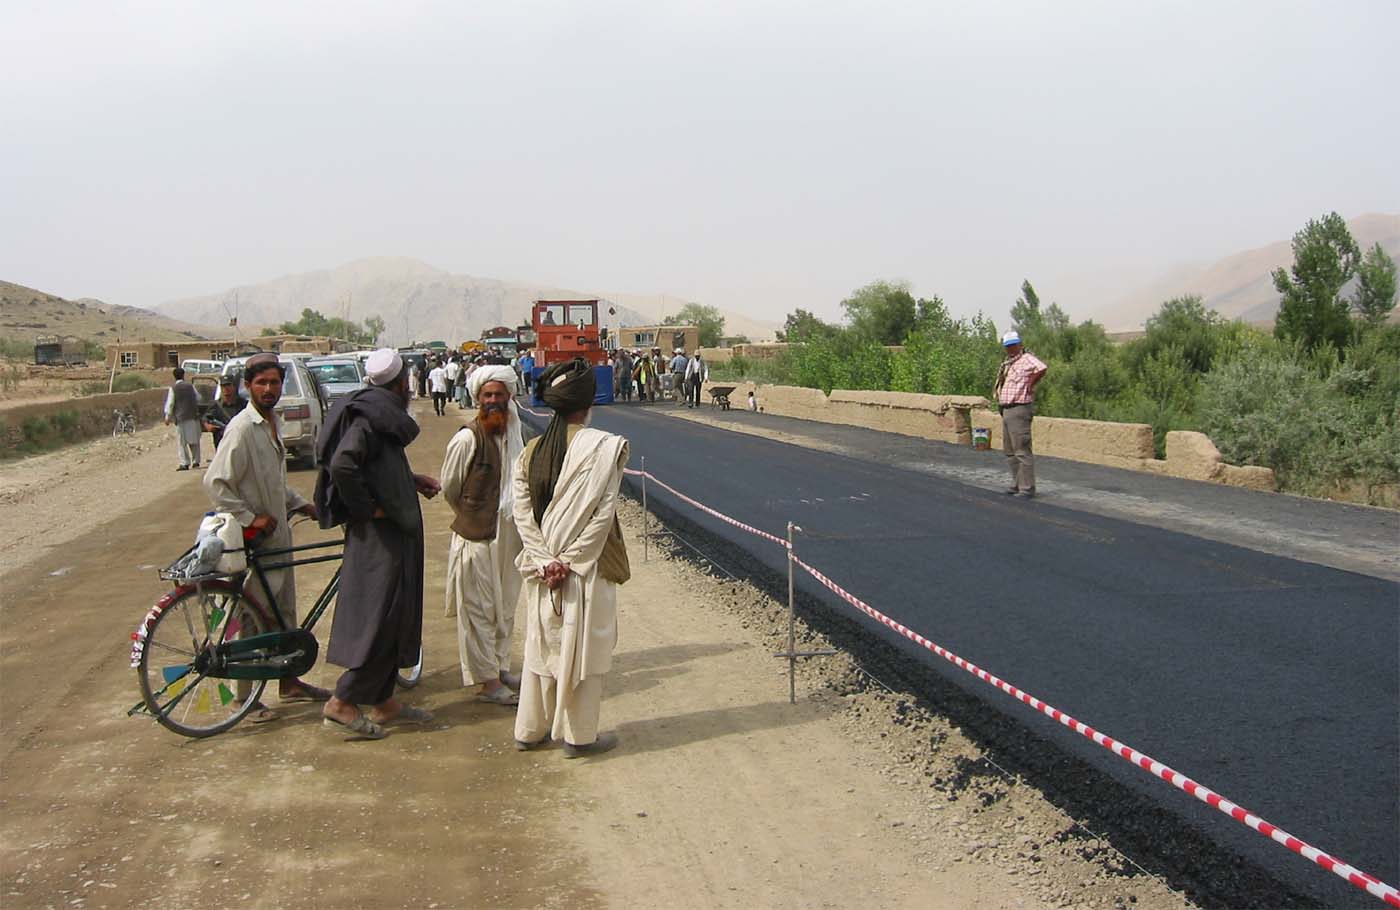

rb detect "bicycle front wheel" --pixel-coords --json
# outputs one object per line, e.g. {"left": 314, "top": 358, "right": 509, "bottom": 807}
{"left": 136, "top": 582, "right": 271, "bottom": 738}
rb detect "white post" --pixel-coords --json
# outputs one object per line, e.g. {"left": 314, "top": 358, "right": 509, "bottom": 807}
{"left": 787, "top": 521, "right": 797, "bottom": 705}
{"left": 641, "top": 456, "right": 649, "bottom": 563}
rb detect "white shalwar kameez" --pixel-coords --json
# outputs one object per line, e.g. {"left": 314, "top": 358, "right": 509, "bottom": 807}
{"left": 203, "top": 406, "right": 307, "bottom": 625}
{"left": 441, "top": 401, "right": 525, "bottom": 686}
{"left": 511, "top": 427, "right": 629, "bottom": 746}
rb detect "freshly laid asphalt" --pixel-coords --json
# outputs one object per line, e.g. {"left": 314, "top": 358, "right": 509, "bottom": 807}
{"left": 523, "top": 400, "right": 1399, "bottom": 909}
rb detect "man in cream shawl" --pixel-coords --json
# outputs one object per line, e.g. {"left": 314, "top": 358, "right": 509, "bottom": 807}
{"left": 511, "top": 359, "right": 630, "bottom": 757}
{"left": 442, "top": 364, "right": 526, "bottom": 705}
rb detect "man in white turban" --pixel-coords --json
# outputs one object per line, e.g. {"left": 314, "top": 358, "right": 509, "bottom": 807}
{"left": 440, "top": 363, "right": 527, "bottom": 705}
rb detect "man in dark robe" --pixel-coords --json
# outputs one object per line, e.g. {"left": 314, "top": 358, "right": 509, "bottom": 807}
{"left": 314, "top": 348, "right": 442, "bottom": 739}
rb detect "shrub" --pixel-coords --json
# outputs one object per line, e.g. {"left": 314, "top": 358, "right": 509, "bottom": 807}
{"left": 112, "top": 372, "right": 155, "bottom": 392}
{"left": 21, "top": 415, "right": 52, "bottom": 447}
{"left": 50, "top": 410, "right": 82, "bottom": 442}
{"left": 1197, "top": 341, "right": 1331, "bottom": 489}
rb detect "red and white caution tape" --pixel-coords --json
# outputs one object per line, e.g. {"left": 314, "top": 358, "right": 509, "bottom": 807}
{"left": 628, "top": 464, "right": 1400, "bottom": 908}
{"left": 625, "top": 468, "right": 789, "bottom": 547}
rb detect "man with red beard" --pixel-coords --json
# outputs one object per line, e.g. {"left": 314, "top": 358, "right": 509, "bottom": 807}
{"left": 441, "top": 364, "right": 526, "bottom": 705}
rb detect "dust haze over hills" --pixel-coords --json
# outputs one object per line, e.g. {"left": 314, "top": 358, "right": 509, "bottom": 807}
{"left": 1055, "top": 213, "right": 1400, "bottom": 331}
{"left": 152, "top": 258, "right": 780, "bottom": 346}
{"left": 7, "top": 209, "right": 1394, "bottom": 350}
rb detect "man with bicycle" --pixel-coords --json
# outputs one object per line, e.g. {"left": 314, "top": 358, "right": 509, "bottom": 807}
{"left": 204, "top": 353, "right": 329, "bottom": 719}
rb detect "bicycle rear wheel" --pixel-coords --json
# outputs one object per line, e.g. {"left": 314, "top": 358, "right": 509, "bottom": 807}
{"left": 136, "top": 581, "right": 271, "bottom": 737}
{"left": 397, "top": 644, "right": 424, "bottom": 688}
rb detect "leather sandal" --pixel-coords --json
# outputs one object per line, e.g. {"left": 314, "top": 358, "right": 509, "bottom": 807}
{"left": 322, "top": 713, "right": 387, "bottom": 740}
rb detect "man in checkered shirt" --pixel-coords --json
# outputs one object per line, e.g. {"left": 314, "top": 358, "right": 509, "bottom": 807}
{"left": 993, "top": 330, "right": 1048, "bottom": 498}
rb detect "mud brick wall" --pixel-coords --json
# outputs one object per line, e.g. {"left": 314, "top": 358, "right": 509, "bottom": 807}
{"left": 701, "top": 381, "right": 1275, "bottom": 491}
{"left": 0, "top": 388, "right": 167, "bottom": 457}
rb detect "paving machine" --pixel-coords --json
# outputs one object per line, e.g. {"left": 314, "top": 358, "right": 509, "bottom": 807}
{"left": 530, "top": 299, "right": 614, "bottom": 405}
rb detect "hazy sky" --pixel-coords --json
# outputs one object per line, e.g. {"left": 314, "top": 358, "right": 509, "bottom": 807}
{"left": 3, "top": 0, "right": 1398, "bottom": 325}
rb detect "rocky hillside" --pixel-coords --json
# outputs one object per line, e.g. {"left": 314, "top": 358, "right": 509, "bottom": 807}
{"left": 1, "top": 281, "right": 219, "bottom": 346}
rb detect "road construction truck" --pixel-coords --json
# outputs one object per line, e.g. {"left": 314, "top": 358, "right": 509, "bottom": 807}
{"left": 529, "top": 299, "right": 614, "bottom": 405}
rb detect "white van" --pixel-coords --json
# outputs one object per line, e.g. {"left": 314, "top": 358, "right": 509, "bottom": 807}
{"left": 181, "top": 359, "right": 223, "bottom": 376}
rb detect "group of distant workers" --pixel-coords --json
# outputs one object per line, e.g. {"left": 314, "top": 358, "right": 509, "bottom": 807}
{"left": 610, "top": 347, "right": 709, "bottom": 406}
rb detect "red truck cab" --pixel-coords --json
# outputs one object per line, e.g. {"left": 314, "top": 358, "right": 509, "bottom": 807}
{"left": 532, "top": 300, "right": 607, "bottom": 367}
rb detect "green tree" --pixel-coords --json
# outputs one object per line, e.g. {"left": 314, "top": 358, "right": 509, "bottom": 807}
{"left": 664, "top": 303, "right": 725, "bottom": 347}
{"left": 364, "top": 315, "right": 387, "bottom": 344}
{"left": 913, "top": 294, "right": 952, "bottom": 334}
{"left": 276, "top": 307, "right": 378, "bottom": 344}
{"left": 1273, "top": 212, "right": 1361, "bottom": 351}
{"left": 1134, "top": 295, "right": 1226, "bottom": 374}
{"left": 778, "top": 308, "right": 837, "bottom": 343}
{"left": 1353, "top": 242, "right": 1398, "bottom": 327}
{"left": 840, "top": 281, "right": 918, "bottom": 345}
{"left": 1010, "top": 280, "right": 1044, "bottom": 335}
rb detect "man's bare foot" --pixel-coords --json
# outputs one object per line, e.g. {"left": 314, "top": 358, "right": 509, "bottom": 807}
{"left": 322, "top": 695, "right": 362, "bottom": 726}
{"left": 366, "top": 696, "right": 403, "bottom": 725}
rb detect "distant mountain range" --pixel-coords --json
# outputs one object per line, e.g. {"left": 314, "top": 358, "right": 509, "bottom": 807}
{"left": 1084, "top": 213, "right": 1400, "bottom": 330}
{"left": 150, "top": 257, "right": 780, "bottom": 346}
{"left": 17, "top": 214, "right": 1391, "bottom": 350}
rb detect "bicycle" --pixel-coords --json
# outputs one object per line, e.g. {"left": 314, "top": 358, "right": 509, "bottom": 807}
{"left": 112, "top": 408, "right": 136, "bottom": 437}
{"left": 128, "top": 530, "right": 423, "bottom": 738}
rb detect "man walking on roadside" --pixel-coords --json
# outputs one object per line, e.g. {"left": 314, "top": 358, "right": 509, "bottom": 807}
{"left": 164, "top": 367, "right": 202, "bottom": 470}
{"left": 316, "top": 349, "right": 441, "bottom": 740}
{"left": 669, "top": 348, "right": 688, "bottom": 402}
{"left": 519, "top": 351, "right": 536, "bottom": 397}
{"left": 204, "top": 353, "right": 329, "bottom": 720}
{"left": 615, "top": 349, "right": 633, "bottom": 402}
{"left": 993, "top": 330, "right": 1048, "bottom": 499}
{"left": 512, "top": 358, "right": 630, "bottom": 757}
{"left": 633, "top": 354, "right": 654, "bottom": 403}
{"left": 684, "top": 350, "right": 708, "bottom": 408}
{"left": 428, "top": 359, "right": 449, "bottom": 416}
{"left": 442, "top": 364, "right": 526, "bottom": 706}
{"left": 445, "top": 356, "right": 461, "bottom": 406}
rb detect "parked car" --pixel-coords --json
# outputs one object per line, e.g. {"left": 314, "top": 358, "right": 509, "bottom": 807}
{"left": 217, "top": 355, "right": 326, "bottom": 469}
{"left": 304, "top": 356, "right": 367, "bottom": 404}
{"left": 181, "top": 359, "right": 223, "bottom": 376}
{"left": 276, "top": 358, "right": 327, "bottom": 469}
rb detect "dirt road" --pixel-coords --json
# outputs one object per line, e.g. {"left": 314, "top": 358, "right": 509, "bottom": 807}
{"left": 0, "top": 398, "right": 1190, "bottom": 909}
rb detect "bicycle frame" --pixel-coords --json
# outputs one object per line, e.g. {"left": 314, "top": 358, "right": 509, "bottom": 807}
{"left": 244, "top": 538, "right": 345, "bottom": 633}
{"left": 127, "top": 535, "right": 345, "bottom": 718}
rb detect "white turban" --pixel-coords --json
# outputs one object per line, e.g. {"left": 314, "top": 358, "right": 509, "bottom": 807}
{"left": 467, "top": 364, "right": 524, "bottom": 511}
{"left": 365, "top": 348, "right": 404, "bottom": 386}
{"left": 468, "top": 364, "right": 518, "bottom": 401}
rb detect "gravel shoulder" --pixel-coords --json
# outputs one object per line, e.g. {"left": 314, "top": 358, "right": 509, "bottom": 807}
{"left": 0, "top": 400, "right": 1192, "bottom": 909}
